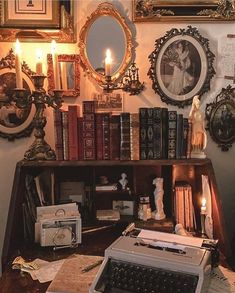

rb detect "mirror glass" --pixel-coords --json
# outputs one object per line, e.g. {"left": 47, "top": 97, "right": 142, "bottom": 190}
{"left": 59, "top": 61, "right": 75, "bottom": 90}
{"left": 86, "top": 16, "right": 126, "bottom": 76}
{"left": 79, "top": 3, "right": 133, "bottom": 85}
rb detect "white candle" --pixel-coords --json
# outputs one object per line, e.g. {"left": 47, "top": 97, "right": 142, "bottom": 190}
{"left": 105, "top": 49, "right": 112, "bottom": 76}
{"left": 15, "top": 39, "right": 23, "bottom": 89}
{"left": 201, "top": 197, "right": 207, "bottom": 214}
{"left": 51, "top": 40, "right": 61, "bottom": 89}
{"left": 36, "top": 49, "right": 43, "bottom": 75}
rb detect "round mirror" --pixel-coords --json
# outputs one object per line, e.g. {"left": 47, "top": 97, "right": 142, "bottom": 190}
{"left": 79, "top": 3, "right": 133, "bottom": 84}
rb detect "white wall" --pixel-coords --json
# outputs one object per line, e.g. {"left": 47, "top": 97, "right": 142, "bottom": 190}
{"left": 0, "top": 0, "right": 235, "bottom": 274}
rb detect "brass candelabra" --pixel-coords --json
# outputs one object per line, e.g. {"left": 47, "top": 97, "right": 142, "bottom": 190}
{"left": 14, "top": 74, "right": 63, "bottom": 161}
{"left": 102, "top": 63, "right": 144, "bottom": 96}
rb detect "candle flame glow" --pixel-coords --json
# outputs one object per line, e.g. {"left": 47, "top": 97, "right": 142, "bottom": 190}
{"left": 202, "top": 197, "right": 206, "bottom": 207}
{"left": 105, "top": 49, "right": 112, "bottom": 64}
{"left": 15, "top": 39, "right": 21, "bottom": 55}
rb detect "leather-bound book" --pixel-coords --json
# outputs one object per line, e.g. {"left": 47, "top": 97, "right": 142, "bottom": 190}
{"left": 146, "top": 108, "right": 154, "bottom": 160}
{"left": 181, "top": 118, "right": 189, "bottom": 159}
{"left": 187, "top": 120, "right": 192, "bottom": 159}
{"left": 83, "top": 101, "right": 98, "bottom": 114}
{"left": 103, "top": 113, "right": 111, "bottom": 160}
{"left": 176, "top": 114, "right": 183, "bottom": 159}
{"left": 77, "top": 117, "right": 83, "bottom": 160}
{"left": 153, "top": 107, "right": 162, "bottom": 159}
{"left": 68, "top": 105, "right": 80, "bottom": 161}
{"left": 95, "top": 113, "right": 104, "bottom": 160}
{"left": 139, "top": 107, "right": 148, "bottom": 160}
{"left": 110, "top": 115, "right": 120, "bottom": 160}
{"left": 161, "top": 108, "right": 169, "bottom": 159}
{"left": 120, "top": 112, "right": 131, "bottom": 160}
{"left": 130, "top": 113, "right": 139, "bottom": 160}
{"left": 61, "top": 111, "right": 69, "bottom": 160}
{"left": 83, "top": 113, "right": 96, "bottom": 160}
{"left": 168, "top": 111, "right": 177, "bottom": 159}
{"left": 53, "top": 109, "right": 63, "bottom": 160}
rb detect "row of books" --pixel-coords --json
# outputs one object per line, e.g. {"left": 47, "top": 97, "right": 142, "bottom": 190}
{"left": 53, "top": 101, "right": 192, "bottom": 161}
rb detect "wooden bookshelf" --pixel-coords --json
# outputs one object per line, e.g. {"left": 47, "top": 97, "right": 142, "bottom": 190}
{"left": 2, "top": 158, "right": 230, "bottom": 271}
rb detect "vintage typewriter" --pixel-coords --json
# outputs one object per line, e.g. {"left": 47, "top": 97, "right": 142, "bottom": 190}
{"left": 89, "top": 224, "right": 218, "bottom": 293}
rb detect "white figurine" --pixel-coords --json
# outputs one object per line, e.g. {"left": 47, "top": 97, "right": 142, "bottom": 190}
{"left": 152, "top": 177, "right": 166, "bottom": 220}
{"left": 119, "top": 173, "right": 128, "bottom": 190}
{"left": 189, "top": 95, "right": 207, "bottom": 158}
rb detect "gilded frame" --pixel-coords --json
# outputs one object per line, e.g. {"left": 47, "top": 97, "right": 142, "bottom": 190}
{"left": 148, "top": 26, "right": 215, "bottom": 108}
{"left": 47, "top": 54, "right": 80, "bottom": 98}
{"left": 79, "top": 2, "right": 133, "bottom": 85}
{"left": 0, "top": 1, "right": 75, "bottom": 43}
{"left": 205, "top": 85, "right": 235, "bottom": 151}
{"left": 133, "top": 0, "right": 235, "bottom": 22}
{"left": 0, "top": 49, "right": 36, "bottom": 140}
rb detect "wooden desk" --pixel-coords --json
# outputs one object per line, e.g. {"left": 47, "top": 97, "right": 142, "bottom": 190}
{"left": 0, "top": 224, "right": 124, "bottom": 293}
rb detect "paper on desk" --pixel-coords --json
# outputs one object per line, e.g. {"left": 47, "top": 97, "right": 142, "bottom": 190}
{"left": 138, "top": 229, "right": 203, "bottom": 247}
{"left": 209, "top": 265, "right": 235, "bottom": 293}
{"left": 46, "top": 255, "right": 104, "bottom": 293}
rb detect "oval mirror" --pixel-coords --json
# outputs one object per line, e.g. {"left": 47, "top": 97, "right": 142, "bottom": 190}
{"left": 79, "top": 2, "right": 133, "bottom": 85}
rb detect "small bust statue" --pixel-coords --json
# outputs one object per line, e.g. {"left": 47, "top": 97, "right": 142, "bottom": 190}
{"left": 152, "top": 177, "right": 166, "bottom": 220}
{"left": 189, "top": 95, "right": 207, "bottom": 158}
{"left": 118, "top": 173, "right": 128, "bottom": 190}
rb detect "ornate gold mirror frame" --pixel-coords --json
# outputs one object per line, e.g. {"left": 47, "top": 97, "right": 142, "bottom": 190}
{"left": 79, "top": 2, "right": 133, "bottom": 85}
{"left": 0, "top": 2, "right": 75, "bottom": 43}
{"left": 47, "top": 54, "right": 80, "bottom": 98}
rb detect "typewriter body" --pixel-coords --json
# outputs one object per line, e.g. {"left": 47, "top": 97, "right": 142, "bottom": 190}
{"left": 90, "top": 228, "right": 217, "bottom": 293}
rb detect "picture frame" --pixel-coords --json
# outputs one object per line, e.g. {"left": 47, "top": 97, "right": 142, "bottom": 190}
{"left": 0, "top": 49, "right": 36, "bottom": 140}
{"left": 1, "top": 0, "right": 59, "bottom": 28}
{"left": 47, "top": 54, "right": 80, "bottom": 98}
{"left": 205, "top": 85, "right": 235, "bottom": 151}
{"left": 93, "top": 92, "right": 123, "bottom": 113}
{"left": 148, "top": 26, "right": 215, "bottom": 108}
{"left": 133, "top": 0, "right": 235, "bottom": 22}
{"left": 0, "top": 1, "right": 75, "bottom": 43}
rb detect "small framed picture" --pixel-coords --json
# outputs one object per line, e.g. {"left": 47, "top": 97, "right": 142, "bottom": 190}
{"left": 112, "top": 200, "right": 134, "bottom": 216}
{"left": 93, "top": 92, "right": 123, "bottom": 113}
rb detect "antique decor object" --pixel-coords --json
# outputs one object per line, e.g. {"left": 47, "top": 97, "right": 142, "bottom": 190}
{"left": 205, "top": 85, "right": 235, "bottom": 151}
{"left": 47, "top": 54, "right": 80, "bottom": 98}
{"left": 14, "top": 75, "right": 63, "bottom": 161}
{"left": 0, "top": 1, "right": 75, "bottom": 43}
{"left": 79, "top": 2, "right": 144, "bottom": 96}
{"left": 152, "top": 177, "right": 166, "bottom": 221}
{"left": 133, "top": 0, "right": 235, "bottom": 22}
{"left": 148, "top": 26, "right": 215, "bottom": 108}
{"left": 0, "top": 49, "right": 36, "bottom": 140}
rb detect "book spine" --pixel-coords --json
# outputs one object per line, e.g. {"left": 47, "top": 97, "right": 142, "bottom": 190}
{"left": 95, "top": 113, "right": 104, "bottom": 160}
{"left": 120, "top": 112, "right": 131, "bottom": 160}
{"left": 161, "top": 108, "right": 168, "bottom": 159}
{"left": 139, "top": 108, "right": 148, "bottom": 160}
{"left": 146, "top": 108, "right": 154, "bottom": 159}
{"left": 153, "top": 107, "right": 162, "bottom": 159}
{"left": 130, "top": 113, "right": 140, "bottom": 160}
{"left": 103, "top": 113, "right": 110, "bottom": 160}
{"left": 168, "top": 111, "right": 177, "bottom": 159}
{"left": 53, "top": 109, "right": 64, "bottom": 160}
{"left": 68, "top": 105, "right": 80, "bottom": 161}
{"left": 83, "top": 113, "right": 96, "bottom": 160}
{"left": 62, "top": 111, "right": 69, "bottom": 160}
{"left": 187, "top": 120, "right": 192, "bottom": 159}
{"left": 182, "top": 118, "right": 189, "bottom": 159}
{"left": 110, "top": 115, "right": 120, "bottom": 160}
{"left": 176, "top": 114, "right": 183, "bottom": 159}
{"left": 77, "top": 117, "right": 83, "bottom": 160}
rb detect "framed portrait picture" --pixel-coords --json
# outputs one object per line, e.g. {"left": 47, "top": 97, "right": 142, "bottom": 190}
{"left": 0, "top": 49, "right": 36, "bottom": 140}
{"left": 205, "top": 85, "right": 235, "bottom": 151}
{"left": 148, "top": 26, "right": 215, "bottom": 108}
{"left": 133, "top": 0, "right": 235, "bottom": 22}
{"left": 1, "top": 0, "right": 59, "bottom": 28}
{"left": 93, "top": 92, "right": 123, "bottom": 113}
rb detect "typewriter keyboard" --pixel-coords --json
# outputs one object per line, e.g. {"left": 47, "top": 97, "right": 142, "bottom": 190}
{"left": 95, "top": 259, "right": 199, "bottom": 293}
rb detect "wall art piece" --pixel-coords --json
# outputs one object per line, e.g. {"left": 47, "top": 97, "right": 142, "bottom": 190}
{"left": 148, "top": 26, "right": 215, "bottom": 108}
{"left": 93, "top": 92, "right": 123, "bottom": 113}
{"left": 0, "top": 1, "right": 75, "bottom": 42}
{"left": 133, "top": 0, "right": 235, "bottom": 22}
{"left": 0, "top": 49, "right": 36, "bottom": 140}
{"left": 205, "top": 85, "right": 235, "bottom": 151}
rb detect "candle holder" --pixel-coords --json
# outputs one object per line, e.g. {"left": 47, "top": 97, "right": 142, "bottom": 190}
{"left": 14, "top": 74, "right": 63, "bottom": 161}
{"left": 200, "top": 211, "right": 208, "bottom": 238}
{"left": 102, "top": 63, "right": 144, "bottom": 96}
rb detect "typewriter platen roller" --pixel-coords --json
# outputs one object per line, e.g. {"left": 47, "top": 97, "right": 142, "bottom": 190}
{"left": 89, "top": 228, "right": 215, "bottom": 293}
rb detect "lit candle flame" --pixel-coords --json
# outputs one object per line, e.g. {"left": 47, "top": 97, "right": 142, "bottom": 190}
{"left": 202, "top": 197, "right": 206, "bottom": 207}
{"left": 105, "top": 49, "right": 112, "bottom": 76}
{"left": 15, "top": 39, "right": 21, "bottom": 55}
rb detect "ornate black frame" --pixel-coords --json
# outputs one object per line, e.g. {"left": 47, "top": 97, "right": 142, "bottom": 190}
{"left": 205, "top": 85, "right": 235, "bottom": 151}
{"left": 148, "top": 26, "right": 215, "bottom": 108}
{"left": 0, "top": 49, "right": 35, "bottom": 140}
